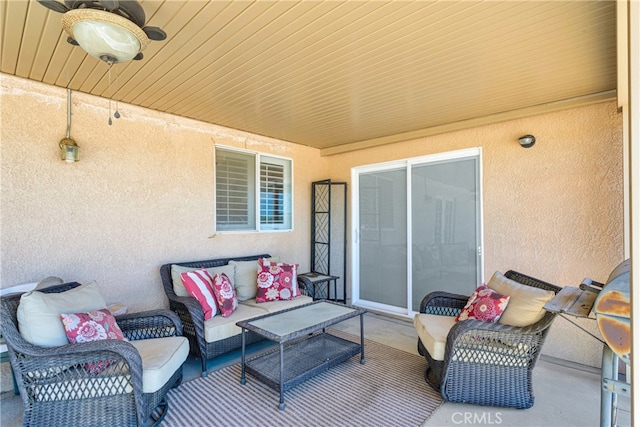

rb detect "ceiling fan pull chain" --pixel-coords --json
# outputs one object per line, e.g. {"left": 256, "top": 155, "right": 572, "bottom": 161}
{"left": 108, "top": 63, "right": 113, "bottom": 125}
{"left": 114, "top": 66, "right": 121, "bottom": 119}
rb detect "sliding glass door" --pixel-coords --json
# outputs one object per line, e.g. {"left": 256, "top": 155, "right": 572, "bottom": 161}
{"left": 357, "top": 167, "right": 407, "bottom": 310}
{"left": 352, "top": 149, "right": 483, "bottom": 316}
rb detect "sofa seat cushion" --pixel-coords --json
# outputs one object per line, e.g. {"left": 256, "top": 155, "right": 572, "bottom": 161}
{"left": 242, "top": 295, "right": 313, "bottom": 313}
{"left": 203, "top": 304, "right": 269, "bottom": 343}
{"left": 413, "top": 313, "right": 457, "bottom": 361}
{"left": 130, "top": 336, "right": 189, "bottom": 393}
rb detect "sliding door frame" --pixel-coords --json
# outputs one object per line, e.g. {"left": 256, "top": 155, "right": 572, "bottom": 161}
{"left": 351, "top": 147, "right": 484, "bottom": 318}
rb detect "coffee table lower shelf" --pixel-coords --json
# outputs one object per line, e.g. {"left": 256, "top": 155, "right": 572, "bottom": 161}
{"left": 243, "top": 332, "right": 363, "bottom": 409}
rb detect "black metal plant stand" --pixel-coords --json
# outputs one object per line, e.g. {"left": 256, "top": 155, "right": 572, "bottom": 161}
{"left": 301, "top": 179, "right": 347, "bottom": 302}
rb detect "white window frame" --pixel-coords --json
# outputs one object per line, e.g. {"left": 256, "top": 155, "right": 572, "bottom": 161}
{"left": 215, "top": 146, "right": 293, "bottom": 232}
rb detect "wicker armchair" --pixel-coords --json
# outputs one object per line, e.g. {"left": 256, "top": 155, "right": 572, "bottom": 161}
{"left": 416, "top": 270, "right": 561, "bottom": 409}
{"left": 1, "top": 282, "right": 186, "bottom": 426}
{"left": 159, "top": 254, "right": 312, "bottom": 377}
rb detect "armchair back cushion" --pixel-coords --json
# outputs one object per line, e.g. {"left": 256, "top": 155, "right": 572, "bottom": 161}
{"left": 487, "top": 272, "right": 555, "bottom": 327}
{"left": 17, "top": 282, "right": 106, "bottom": 347}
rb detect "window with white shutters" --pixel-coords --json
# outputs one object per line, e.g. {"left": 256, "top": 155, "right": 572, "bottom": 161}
{"left": 215, "top": 147, "right": 292, "bottom": 232}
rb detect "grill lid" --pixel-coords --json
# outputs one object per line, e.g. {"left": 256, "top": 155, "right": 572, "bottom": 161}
{"left": 593, "top": 259, "right": 630, "bottom": 365}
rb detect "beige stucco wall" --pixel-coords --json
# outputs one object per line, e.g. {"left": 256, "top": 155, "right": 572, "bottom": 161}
{"left": 0, "top": 75, "right": 329, "bottom": 313}
{"left": 327, "top": 100, "right": 624, "bottom": 367}
{"left": 1, "top": 74, "right": 624, "bottom": 368}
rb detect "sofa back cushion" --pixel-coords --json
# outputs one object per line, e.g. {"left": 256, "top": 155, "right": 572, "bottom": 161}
{"left": 171, "top": 264, "right": 235, "bottom": 297}
{"left": 228, "top": 257, "right": 280, "bottom": 301}
{"left": 227, "top": 260, "right": 259, "bottom": 301}
{"left": 488, "top": 271, "right": 555, "bottom": 327}
{"left": 17, "top": 282, "right": 107, "bottom": 347}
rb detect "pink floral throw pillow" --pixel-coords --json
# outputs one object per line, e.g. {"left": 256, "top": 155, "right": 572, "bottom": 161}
{"left": 180, "top": 269, "right": 218, "bottom": 320}
{"left": 61, "top": 309, "right": 125, "bottom": 374}
{"left": 456, "top": 284, "right": 510, "bottom": 323}
{"left": 256, "top": 261, "right": 299, "bottom": 302}
{"left": 212, "top": 273, "right": 238, "bottom": 317}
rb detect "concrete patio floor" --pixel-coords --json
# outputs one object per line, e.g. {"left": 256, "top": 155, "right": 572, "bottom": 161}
{"left": 0, "top": 312, "right": 630, "bottom": 426}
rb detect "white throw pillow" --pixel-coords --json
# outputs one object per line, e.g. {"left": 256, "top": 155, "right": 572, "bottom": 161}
{"left": 17, "top": 282, "right": 107, "bottom": 347}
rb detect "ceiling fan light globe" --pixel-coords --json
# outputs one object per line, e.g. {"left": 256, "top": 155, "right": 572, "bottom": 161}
{"left": 61, "top": 9, "right": 148, "bottom": 64}
{"left": 73, "top": 20, "right": 140, "bottom": 63}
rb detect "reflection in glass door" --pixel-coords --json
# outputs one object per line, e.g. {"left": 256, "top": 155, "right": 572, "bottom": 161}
{"left": 353, "top": 149, "right": 482, "bottom": 316}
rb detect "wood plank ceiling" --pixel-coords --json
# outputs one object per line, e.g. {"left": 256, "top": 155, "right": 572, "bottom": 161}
{"left": 1, "top": 1, "right": 617, "bottom": 154}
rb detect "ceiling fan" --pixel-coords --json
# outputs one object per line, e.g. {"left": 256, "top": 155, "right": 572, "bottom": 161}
{"left": 36, "top": 0, "right": 167, "bottom": 64}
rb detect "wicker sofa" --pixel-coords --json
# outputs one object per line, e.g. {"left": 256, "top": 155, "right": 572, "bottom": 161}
{"left": 414, "top": 270, "right": 561, "bottom": 409}
{"left": 160, "top": 254, "right": 313, "bottom": 376}
{"left": 0, "top": 282, "right": 188, "bottom": 426}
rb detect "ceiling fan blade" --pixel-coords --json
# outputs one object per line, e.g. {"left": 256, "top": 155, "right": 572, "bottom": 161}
{"left": 66, "top": 37, "right": 79, "bottom": 46}
{"left": 96, "top": 0, "right": 119, "bottom": 12}
{"left": 64, "top": 1, "right": 85, "bottom": 9}
{"left": 36, "top": 0, "right": 70, "bottom": 13}
{"left": 133, "top": 53, "right": 143, "bottom": 61}
{"left": 63, "top": 1, "right": 145, "bottom": 27}
{"left": 64, "top": 1, "right": 117, "bottom": 12}
{"left": 143, "top": 26, "right": 167, "bottom": 41}
{"left": 117, "top": 1, "right": 146, "bottom": 27}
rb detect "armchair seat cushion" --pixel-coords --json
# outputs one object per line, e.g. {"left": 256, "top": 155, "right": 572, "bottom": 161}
{"left": 130, "top": 336, "right": 189, "bottom": 393}
{"left": 413, "top": 313, "right": 456, "bottom": 361}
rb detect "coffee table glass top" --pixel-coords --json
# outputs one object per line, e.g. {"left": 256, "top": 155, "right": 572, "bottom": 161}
{"left": 244, "top": 301, "right": 359, "bottom": 337}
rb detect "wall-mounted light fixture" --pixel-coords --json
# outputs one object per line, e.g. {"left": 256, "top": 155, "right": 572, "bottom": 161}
{"left": 59, "top": 138, "right": 79, "bottom": 163}
{"left": 518, "top": 134, "right": 536, "bottom": 148}
{"left": 60, "top": 89, "right": 79, "bottom": 163}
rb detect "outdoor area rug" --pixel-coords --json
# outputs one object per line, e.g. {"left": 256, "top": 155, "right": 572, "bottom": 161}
{"left": 162, "top": 330, "right": 443, "bottom": 427}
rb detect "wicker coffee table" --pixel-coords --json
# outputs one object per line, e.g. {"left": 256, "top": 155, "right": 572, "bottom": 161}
{"left": 237, "top": 300, "right": 366, "bottom": 410}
